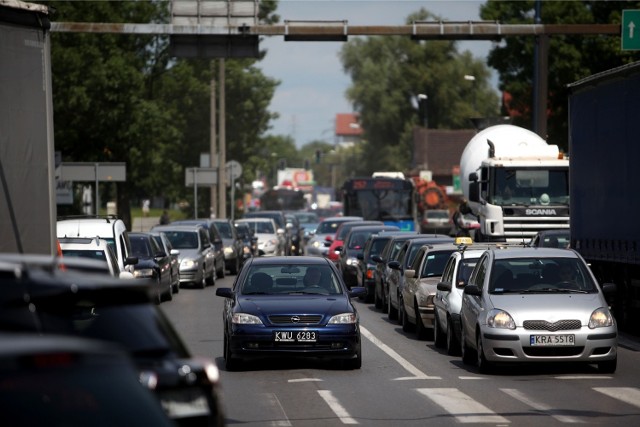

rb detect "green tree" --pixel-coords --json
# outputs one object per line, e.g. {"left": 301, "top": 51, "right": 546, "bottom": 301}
{"left": 480, "top": 0, "right": 640, "bottom": 151}
{"left": 49, "top": 1, "right": 173, "bottom": 227}
{"left": 340, "top": 8, "right": 499, "bottom": 174}
{"left": 47, "top": 0, "right": 282, "bottom": 222}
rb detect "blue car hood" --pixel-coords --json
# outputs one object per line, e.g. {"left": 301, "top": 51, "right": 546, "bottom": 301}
{"left": 237, "top": 295, "right": 351, "bottom": 317}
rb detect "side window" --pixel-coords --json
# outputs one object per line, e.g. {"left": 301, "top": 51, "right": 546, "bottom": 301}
{"left": 119, "top": 235, "right": 128, "bottom": 260}
{"left": 441, "top": 256, "right": 456, "bottom": 284}
{"left": 200, "top": 229, "right": 210, "bottom": 247}
{"left": 410, "top": 247, "right": 425, "bottom": 271}
{"left": 470, "top": 255, "right": 488, "bottom": 289}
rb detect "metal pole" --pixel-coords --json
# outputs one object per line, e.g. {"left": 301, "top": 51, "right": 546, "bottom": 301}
{"left": 193, "top": 168, "right": 198, "bottom": 219}
{"left": 94, "top": 163, "right": 99, "bottom": 215}
{"left": 210, "top": 60, "right": 217, "bottom": 218}
{"left": 218, "top": 59, "right": 227, "bottom": 218}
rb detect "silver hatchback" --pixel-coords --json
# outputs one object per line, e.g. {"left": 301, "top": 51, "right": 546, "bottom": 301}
{"left": 460, "top": 246, "right": 618, "bottom": 373}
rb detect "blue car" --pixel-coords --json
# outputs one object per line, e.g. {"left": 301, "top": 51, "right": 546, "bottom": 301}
{"left": 215, "top": 256, "right": 365, "bottom": 370}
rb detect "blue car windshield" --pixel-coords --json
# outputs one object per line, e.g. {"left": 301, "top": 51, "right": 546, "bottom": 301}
{"left": 241, "top": 265, "right": 341, "bottom": 295}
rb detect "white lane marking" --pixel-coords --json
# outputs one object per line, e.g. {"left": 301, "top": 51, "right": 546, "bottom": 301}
{"left": 288, "top": 378, "right": 323, "bottom": 383}
{"left": 264, "top": 393, "right": 292, "bottom": 427}
{"left": 459, "top": 376, "right": 487, "bottom": 380}
{"left": 593, "top": 387, "right": 640, "bottom": 409}
{"left": 555, "top": 376, "right": 613, "bottom": 380}
{"left": 501, "top": 388, "right": 583, "bottom": 423}
{"left": 318, "top": 390, "right": 359, "bottom": 424}
{"left": 360, "top": 326, "right": 441, "bottom": 380}
{"left": 416, "top": 388, "right": 510, "bottom": 423}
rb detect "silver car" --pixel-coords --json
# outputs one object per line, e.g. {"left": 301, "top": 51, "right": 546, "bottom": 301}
{"left": 460, "top": 246, "right": 618, "bottom": 373}
{"left": 304, "top": 216, "right": 363, "bottom": 257}
{"left": 434, "top": 241, "right": 490, "bottom": 355}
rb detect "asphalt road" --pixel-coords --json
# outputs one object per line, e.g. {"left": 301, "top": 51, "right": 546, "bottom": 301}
{"left": 161, "top": 273, "right": 640, "bottom": 426}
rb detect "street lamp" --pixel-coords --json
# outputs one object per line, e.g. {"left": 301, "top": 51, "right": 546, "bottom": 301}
{"left": 417, "top": 93, "right": 428, "bottom": 128}
{"left": 464, "top": 75, "right": 477, "bottom": 114}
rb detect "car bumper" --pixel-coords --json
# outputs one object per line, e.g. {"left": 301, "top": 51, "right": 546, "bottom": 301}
{"left": 227, "top": 324, "right": 361, "bottom": 361}
{"left": 479, "top": 326, "right": 618, "bottom": 363}
{"left": 179, "top": 268, "right": 202, "bottom": 283}
{"left": 417, "top": 305, "right": 436, "bottom": 328}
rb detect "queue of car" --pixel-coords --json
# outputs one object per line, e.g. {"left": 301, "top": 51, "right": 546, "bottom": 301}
{"left": 299, "top": 214, "right": 618, "bottom": 375}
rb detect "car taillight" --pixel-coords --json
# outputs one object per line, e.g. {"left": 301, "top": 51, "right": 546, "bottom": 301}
{"left": 366, "top": 269, "right": 375, "bottom": 279}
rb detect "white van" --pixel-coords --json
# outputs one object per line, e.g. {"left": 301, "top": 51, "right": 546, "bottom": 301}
{"left": 57, "top": 217, "right": 136, "bottom": 272}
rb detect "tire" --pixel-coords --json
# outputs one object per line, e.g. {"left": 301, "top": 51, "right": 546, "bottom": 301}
{"left": 374, "top": 283, "right": 383, "bottom": 309}
{"left": 446, "top": 319, "right": 461, "bottom": 356}
{"left": 400, "top": 297, "right": 413, "bottom": 332}
{"left": 205, "top": 267, "right": 215, "bottom": 286}
{"left": 476, "top": 332, "right": 494, "bottom": 374}
{"left": 172, "top": 273, "right": 180, "bottom": 294}
{"left": 229, "top": 257, "right": 239, "bottom": 275}
{"left": 433, "top": 312, "right": 446, "bottom": 348}
{"left": 224, "top": 334, "right": 240, "bottom": 371}
{"left": 198, "top": 268, "right": 206, "bottom": 289}
{"left": 216, "top": 260, "right": 225, "bottom": 279}
{"left": 598, "top": 357, "right": 617, "bottom": 374}
{"left": 415, "top": 301, "right": 429, "bottom": 340}
{"left": 461, "top": 325, "right": 475, "bottom": 365}
{"left": 388, "top": 291, "right": 398, "bottom": 321}
{"left": 165, "top": 279, "right": 173, "bottom": 302}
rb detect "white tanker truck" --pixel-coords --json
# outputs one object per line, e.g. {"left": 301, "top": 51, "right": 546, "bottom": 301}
{"left": 460, "top": 124, "right": 570, "bottom": 243}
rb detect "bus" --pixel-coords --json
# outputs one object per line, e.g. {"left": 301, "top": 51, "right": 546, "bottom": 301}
{"left": 341, "top": 177, "right": 419, "bottom": 231}
{"left": 259, "top": 187, "right": 306, "bottom": 211}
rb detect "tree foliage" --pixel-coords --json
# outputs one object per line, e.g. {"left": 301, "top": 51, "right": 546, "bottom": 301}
{"left": 480, "top": 0, "right": 640, "bottom": 151}
{"left": 46, "top": 0, "right": 281, "bottom": 221}
{"left": 339, "top": 8, "right": 500, "bottom": 174}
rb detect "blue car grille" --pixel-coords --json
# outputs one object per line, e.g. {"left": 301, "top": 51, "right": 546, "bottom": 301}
{"left": 268, "top": 315, "right": 323, "bottom": 325}
{"left": 523, "top": 319, "right": 581, "bottom": 331}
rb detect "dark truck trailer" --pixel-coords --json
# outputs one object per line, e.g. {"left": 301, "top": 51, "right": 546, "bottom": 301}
{"left": 568, "top": 61, "right": 640, "bottom": 334}
{"left": 0, "top": 1, "right": 55, "bottom": 255}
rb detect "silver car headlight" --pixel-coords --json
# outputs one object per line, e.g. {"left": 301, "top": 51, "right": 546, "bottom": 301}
{"left": 181, "top": 258, "right": 198, "bottom": 269}
{"left": 232, "top": 313, "right": 263, "bottom": 325}
{"left": 224, "top": 246, "right": 233, "bottom": 256}
{"left": 418, "top": 292, "right": 435, "bottom": 307}
{"left": 589, "top": 307, "right": 614, "bottom": 329}
{"left": 328, "top": 313, "right": 358, "bottom": 324}
{"left": 312, "top": 241, "right": 321, "bottom": 249}
{"left": 487, "top": 309, "right": 516, "bottom": 330}
{"left": 346, "top": 257, "right": 359, "bottom": 266}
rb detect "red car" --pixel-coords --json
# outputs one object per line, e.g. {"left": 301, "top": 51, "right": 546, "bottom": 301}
{"left": 326, "top": 220, "right": 383, "bottom": 264}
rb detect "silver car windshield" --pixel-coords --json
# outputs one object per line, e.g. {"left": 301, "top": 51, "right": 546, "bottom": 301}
{"left": 489, "top": 257, "right": 596, "bottom": 294}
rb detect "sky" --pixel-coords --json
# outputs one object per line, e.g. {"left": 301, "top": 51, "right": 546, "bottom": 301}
{"left": 258, "top": 0, "right": 496, "bottom": 147}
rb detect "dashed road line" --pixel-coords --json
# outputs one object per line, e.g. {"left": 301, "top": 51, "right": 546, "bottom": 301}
{"left": 318, "top": 390, "right": 359, "bottom": 424}
{"left": 501, "top": 388, "right": 583, "bottom": 423}
{"left": 416, "top": 387, "right": 510, "bottom": 423}
{"left": 593, "top": 387, "right": 640, "bottom": 409}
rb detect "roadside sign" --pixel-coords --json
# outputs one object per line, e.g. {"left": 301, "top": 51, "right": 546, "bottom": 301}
{"left": 226, "top": 160, "right": 242, "bottom": 181}
{"left": 622, "top": 10, "right": 640, "bottom": 50}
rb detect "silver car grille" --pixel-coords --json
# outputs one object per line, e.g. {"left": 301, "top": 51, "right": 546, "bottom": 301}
{"left": 523, "top": 319, "right": 581, "bottom": 331}
{"left": 268, "top": 315, "right": 323, "bottom": 325}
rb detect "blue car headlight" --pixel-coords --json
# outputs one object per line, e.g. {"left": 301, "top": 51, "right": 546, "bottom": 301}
{"left": 328, "top": 313, "right": 358, "bottom": 324}
{"left": 232, "top": 313, "right": 263, "bottom": 325}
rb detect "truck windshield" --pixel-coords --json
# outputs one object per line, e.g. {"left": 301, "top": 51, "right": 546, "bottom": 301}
{"left": 489, "top": 167, "right": 569, "bottom": 207}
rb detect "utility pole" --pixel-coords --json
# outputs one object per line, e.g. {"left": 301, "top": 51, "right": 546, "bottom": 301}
{"left": 210, "top": 60, "right": 217, "bottom": 218}
{"left": 217, "top": 59, "right": 227, "bottom": 219}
